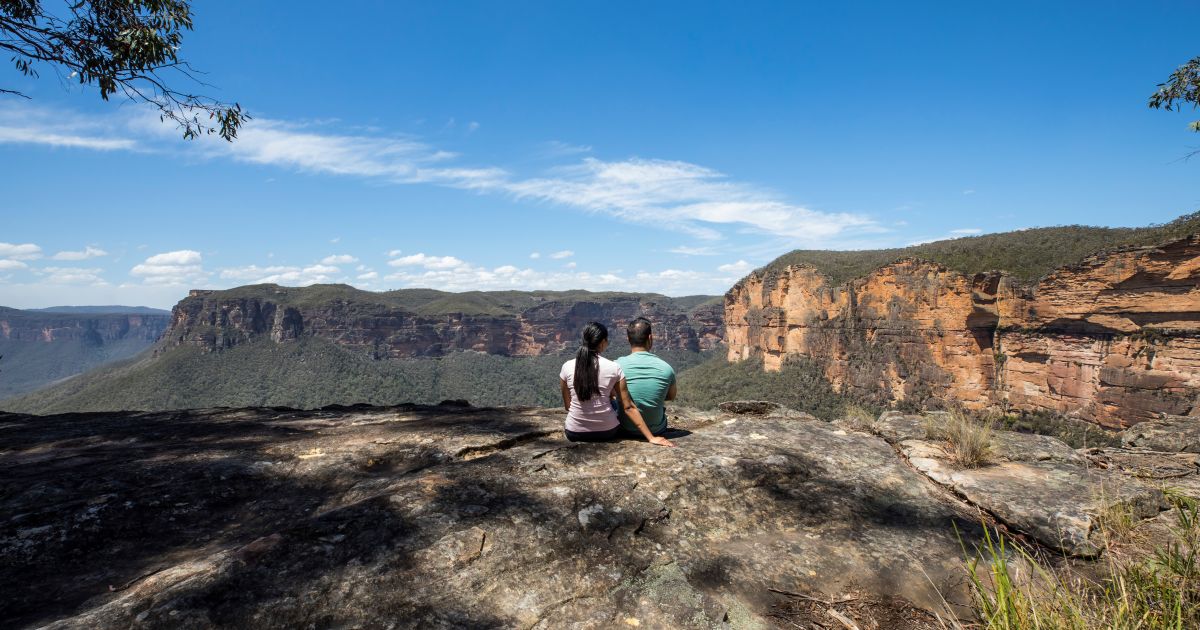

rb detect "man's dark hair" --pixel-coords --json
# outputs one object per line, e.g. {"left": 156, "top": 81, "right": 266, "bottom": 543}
{"left": 627, "top": 317, "right": 652, "bottom": 347}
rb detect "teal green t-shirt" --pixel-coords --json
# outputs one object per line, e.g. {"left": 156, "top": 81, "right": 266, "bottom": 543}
{"left": 615, "top": 351, "right": 675, "bottom": 435}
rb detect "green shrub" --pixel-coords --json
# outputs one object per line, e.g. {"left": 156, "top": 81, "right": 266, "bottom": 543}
{"left": 675, "top": 354, "right": 862, "bottom": 420}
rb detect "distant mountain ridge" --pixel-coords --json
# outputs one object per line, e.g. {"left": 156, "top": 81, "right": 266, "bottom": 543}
{"left": 2, "top": 286, "right": 723, "bottom": 413}
{"left": 27, "top": 305, "right": 171, "bottom": 315}
{"left": 0, "top": 307, "right": 172, "bottom": 399}
{"left": 166, "top": 284, "right": 724, "bottom": 357}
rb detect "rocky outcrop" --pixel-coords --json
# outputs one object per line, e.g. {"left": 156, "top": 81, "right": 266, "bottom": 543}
{"left": 1120, "top": 414, "right": 1200, "bottom": 453}
{"left": 166, "top": 287, "right": 723, "bottom": 358}
{"left": 4, "top": 403, "right": 1194, "bottom": 628}
{"left": 871, "top": 412, "right": 1167, "bottom": 556}
{"left": 725, "top": 236, "right": 1200, "bottom": 428}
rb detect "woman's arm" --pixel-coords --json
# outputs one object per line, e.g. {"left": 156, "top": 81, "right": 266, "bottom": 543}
{"left": 618, "top": 378, "right": 674, "bottom": 447}
{"left": 560, "top": 378, "right": 571, "bottom": 411}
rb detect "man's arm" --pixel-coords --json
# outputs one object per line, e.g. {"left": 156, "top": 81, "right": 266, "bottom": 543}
{"left": 618, "top": 378, "right": 674, "bottom": 447}
{"left": 665, "top": 382, "right": 677, "bottom": 401}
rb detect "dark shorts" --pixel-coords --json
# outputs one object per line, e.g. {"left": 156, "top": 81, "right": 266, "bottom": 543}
{"left": 564, "top": 426, "right": 622, "bottom": 442}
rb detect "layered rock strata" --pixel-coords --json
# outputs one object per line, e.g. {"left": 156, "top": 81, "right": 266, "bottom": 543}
{"left": 167, "top": 290, "right": 724, "bottom": 357}
{"left": 726, "top": 236, "right": 1200, "bottom": 428}
{"left": 0, "top": 309, "right": 171, "bottom": 398}
{"left": 0, "top": 310, "right": 168, "bottom": 345}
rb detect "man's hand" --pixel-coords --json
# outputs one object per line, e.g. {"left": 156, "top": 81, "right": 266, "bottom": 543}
{"left": 648, "top": 436, "right": 675, "bottom": 447}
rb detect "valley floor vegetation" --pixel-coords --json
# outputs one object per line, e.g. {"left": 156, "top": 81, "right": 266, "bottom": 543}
{"left": 0, "top": 337, "right": 716, "bottom": 413}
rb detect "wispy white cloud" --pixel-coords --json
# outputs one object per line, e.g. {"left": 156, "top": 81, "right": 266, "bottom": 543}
{"left": 0, "top": 242, "right": 42, "bottom": 260}
{"left": 35, "top": 266, "right": 107, "bottom": 285}
{"left": 549, "top": 250, "right": 574, "bottom": 259}
{"left": 539, "top": 140, "right": 593, "bottom": 158}
{"left": 0, "top": 103, "right": 138, "bottom": 151}
{"left": 529, "top": 252, "right": 541, "bottom": 259}
{"left": 505, "top": 158, "right": 877, "bottom": 243}
{"left": 219, "top": 263, "right": 341, "bottom": 286}
{"left": 717, "top": 260, "right": 753, "bottom": 274}
{"left": 382, "top": 252, "right": 750, "bottom": 295}
{"left": 668, "top": 245, "right": 718, "bottom": 256}
{"left": 51, "top": 245, "right": 108, "bottom": 261}
{"left": 5, "top": 103, "right": 879, "bottom": 246}
{"left": 387, "top": 253, "right": 467, "bottom": 270}
{"left": 130, "top": 250, "right": 209, "bottom": 285}
{"left": 907, "top": 228, "right": 988, "bottom": 246}
{"left": 321, "top": 254, "right": 358, "bottom": 265}
{"left": 0, "top": 259, "right": 29, "bottom": 271}
{"left": 962, "top": 189, "right": 976, "bottom": 195}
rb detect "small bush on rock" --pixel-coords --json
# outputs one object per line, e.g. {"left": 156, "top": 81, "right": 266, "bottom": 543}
{"left": 942, "top": 409, "right": 993, "bottom": 468}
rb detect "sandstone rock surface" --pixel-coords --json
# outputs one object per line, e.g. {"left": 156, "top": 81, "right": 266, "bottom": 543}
{"left": 725, "top": 236, "right": 1200, "bottom": 428}
{"left": 4, "top": 404, "right": 1190, "bottom": 628}
{"left": 1121, "top": 414, "right": 1200, "bottom": 453}
{"left": 168, "top": 285, "right": 723, "bottom": 358}
{"left": 1, "top": 404, "right": 989, "bottom": 629}
{"left": 899, "top": 440, "right": 1165, "bottom": 557}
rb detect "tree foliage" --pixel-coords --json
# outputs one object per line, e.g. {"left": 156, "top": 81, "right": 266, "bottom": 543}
{"left": 758, "top": 211, "right": 1200, "bottom": 285}
{"left": 0, "top": 0, "right": 246, "bottom": 139}
{"left": 1150, "top": 55, "right": 1200, "bottom": 133}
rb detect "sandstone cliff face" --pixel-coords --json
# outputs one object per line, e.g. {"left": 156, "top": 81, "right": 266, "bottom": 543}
{"left": 0, "top": 310, "right": 172, "bottom": 399}
{"left": 726, "top": 236, "right": 1200, "bottom": 428}
{"left": 0, "top": 311, "right": 168, "bottom": 345}
{"left": 165, "top": 292, "right": 724, "bottom": 358}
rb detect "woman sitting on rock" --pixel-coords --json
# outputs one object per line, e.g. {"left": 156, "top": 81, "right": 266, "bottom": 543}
{"left": 559, "top": 322, "right": 675, "bottom": 447}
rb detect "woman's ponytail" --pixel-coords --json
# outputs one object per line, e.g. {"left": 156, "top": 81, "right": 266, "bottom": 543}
{"left": 573, "top": 322, "right": 608, "bottom": 401}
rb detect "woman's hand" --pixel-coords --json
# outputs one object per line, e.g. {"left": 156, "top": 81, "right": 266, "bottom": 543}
{"left": 648, "top": 435, "right": 675, "bottom": 447}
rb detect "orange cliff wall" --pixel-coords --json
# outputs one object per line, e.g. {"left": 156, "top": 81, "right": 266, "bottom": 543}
{"left": 725, "top": 236, "right": 1200, "bottom": 428}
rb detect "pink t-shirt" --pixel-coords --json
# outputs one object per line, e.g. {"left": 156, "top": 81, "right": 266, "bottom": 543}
{"left": 559, "top": 355, "right": 624, "bottom": 432}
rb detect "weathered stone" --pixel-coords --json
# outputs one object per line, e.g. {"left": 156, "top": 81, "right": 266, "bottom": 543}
{"left": 1120, "top": 415, "right": 1200, "bottom": 452}
{"left": 0, "top": 404, "right": 988, "bottom": 629}
{"left": 872, "top": 410, "right": 935, "bottom": 444}
{"left": 1083, "top": 447, "right": 1200, "bottom": 500}
{"left": 899, "top": 436, "right": 1166, "bottom": 556}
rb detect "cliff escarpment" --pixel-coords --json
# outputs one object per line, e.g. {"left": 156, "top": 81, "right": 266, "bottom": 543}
{"left": 725, "top": 235, "right": 1200, "bottom": 428}
{"left": 0, "top": 308, "right": 171, "bottom": 399}
{"left": 164, "top": 285, "right": 724, "bottom": 357}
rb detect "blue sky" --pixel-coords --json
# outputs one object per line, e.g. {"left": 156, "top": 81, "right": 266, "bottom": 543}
{"left": 2, "top": 1, "right": 1199, "bottom": 308}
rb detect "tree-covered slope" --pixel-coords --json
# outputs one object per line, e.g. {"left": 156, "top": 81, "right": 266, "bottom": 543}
{"left": 1, "top": 337, "right": 715, "bottom": 414}
{"left": 760, "top": 211, "right": 1200, "bottom": 284}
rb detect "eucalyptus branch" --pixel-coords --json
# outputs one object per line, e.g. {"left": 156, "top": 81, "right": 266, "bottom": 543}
{"left": 0, "top": 0, "right": 247, "bottom": 140}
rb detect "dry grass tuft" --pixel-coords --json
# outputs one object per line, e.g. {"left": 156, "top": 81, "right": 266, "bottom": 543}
{"left": 934, "top": 409, "right": 994, "bottom": 468}
{"left": 841, "top": 403, "right": 877, "bottom": 432}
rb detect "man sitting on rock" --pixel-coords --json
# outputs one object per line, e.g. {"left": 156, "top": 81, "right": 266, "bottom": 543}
{"left": 615, "top": 317, "right": 677, "bottom": 437}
